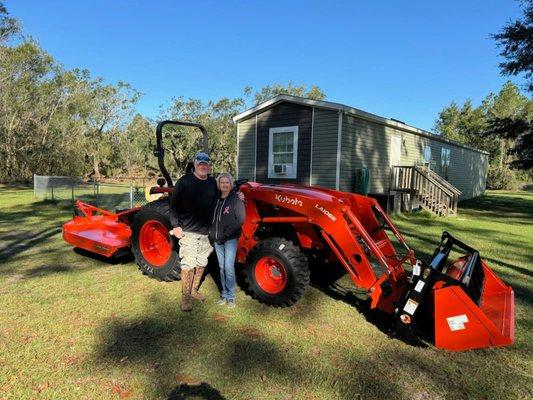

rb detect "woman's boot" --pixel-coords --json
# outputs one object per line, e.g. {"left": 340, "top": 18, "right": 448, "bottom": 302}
{"left": 180, "top": 269, "right": 194, "bottom": 312}
{"left": 190, "top": 267, "right": 206, "bottom": 302}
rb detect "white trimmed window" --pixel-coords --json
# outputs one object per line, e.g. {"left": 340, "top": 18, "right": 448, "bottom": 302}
{"left": 268, "top": 126, "right": 298, "bottom": 179}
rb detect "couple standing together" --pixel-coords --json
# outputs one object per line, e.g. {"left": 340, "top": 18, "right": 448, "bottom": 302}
{"left": 169, "top": 152, "right": 245, "bottom": 312}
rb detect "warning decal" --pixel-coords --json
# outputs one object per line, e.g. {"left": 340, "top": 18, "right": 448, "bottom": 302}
{"left": 414, "top": 280, "right": 425, "bottom": 293}
{"left": 447, "top": 314, "right": 469, "bottom": 331}
{"left": 413, "top": 260, "right": 422, "bottom": 276}
{"left": 403, "top": 299, "right": 419, "bottom": 315}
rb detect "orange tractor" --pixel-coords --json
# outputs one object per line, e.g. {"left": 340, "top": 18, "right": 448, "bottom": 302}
{"left": 63, "top": 120, "right": 514, "bottom": 351}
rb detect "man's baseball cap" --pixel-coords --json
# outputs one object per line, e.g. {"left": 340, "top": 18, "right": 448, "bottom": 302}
{"left": 194, "top": 152, "right": 211, "bottom": 164}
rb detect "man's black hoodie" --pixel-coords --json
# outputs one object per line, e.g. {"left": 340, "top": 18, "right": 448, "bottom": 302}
{"left": 209, "top": 192, "right": 245, "bottom": 244}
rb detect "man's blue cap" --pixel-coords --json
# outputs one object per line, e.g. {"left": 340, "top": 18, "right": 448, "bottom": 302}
{"left": 194, "top": 152, "right": 211, "bottom": 164}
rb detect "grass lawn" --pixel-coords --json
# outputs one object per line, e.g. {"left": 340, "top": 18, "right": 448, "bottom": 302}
{"left": 0, "top": 187, "right": 531, "bottom": 399}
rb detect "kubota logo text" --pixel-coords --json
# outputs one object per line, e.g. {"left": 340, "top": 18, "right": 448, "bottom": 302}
{"left": 315, "top": 204, "right": 336, "bottom": 221}
{"left": 275, "top": 194, "right": 303, "bottom": 207}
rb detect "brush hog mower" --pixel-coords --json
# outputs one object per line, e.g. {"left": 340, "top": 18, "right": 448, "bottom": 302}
{"left": 63, "top": 120, "right": 514, "bottom": 351}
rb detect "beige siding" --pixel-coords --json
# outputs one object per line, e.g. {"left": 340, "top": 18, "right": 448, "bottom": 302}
{"left": 341, "top": 114, "right": 392, "bottom": 193}
{"left": 427, "top": 140, "right": 488, "bottom": 199}
{"left": 399, "top": 131, "right": 487, "bottom": 198}
{"left": 237, "top": 117, "right": 256, "bottom": 180}
{"left": 341, "top": 115, "right": 487, "bottom": 199}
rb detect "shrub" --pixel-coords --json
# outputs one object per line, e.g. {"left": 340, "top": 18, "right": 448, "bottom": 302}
{"left": 486, "top": 166, "right": 518, "bottom": 190}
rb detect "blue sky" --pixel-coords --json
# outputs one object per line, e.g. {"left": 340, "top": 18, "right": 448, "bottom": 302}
{"left": 8, "top": 0, "right": 525, "bottom": 131}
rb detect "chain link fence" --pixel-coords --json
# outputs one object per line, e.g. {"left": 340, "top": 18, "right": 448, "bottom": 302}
{"left": 34, "top": 174, "right": 151, "bottom": 210}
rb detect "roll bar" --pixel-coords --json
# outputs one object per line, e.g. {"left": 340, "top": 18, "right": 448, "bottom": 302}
{"left": 154, "top": 120, "right": 209, "bottom": 187}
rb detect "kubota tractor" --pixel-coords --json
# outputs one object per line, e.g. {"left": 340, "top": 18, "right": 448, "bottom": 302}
{"left": 63, "top": 120, "right": 515, "bottom": 351}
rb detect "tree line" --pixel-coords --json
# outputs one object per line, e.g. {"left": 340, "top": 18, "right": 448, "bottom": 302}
{"left": 434, "top": 81, "right": 532, "bottom": 189}
{"left": 0, "top": 3, "right": 326, "bottom": 182}
{"left": 0, "top": 1, "right": 531, "bottom": 188}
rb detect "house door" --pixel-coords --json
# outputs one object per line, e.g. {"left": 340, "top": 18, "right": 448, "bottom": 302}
{"left": 390, "top": 135, "right": 401, "bottom": 167}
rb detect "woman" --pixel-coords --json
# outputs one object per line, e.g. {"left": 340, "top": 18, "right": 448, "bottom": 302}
{"left": 209, "top": 173, "right": 245, "bottom": 308}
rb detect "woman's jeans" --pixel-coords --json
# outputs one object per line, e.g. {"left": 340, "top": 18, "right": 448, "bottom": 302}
{"left": 214, "top": 238, "right": 238, "bottom": 301}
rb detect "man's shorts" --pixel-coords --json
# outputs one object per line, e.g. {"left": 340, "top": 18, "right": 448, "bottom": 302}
{"left": 178, "top": 232, "right": 213, "bottom": 270}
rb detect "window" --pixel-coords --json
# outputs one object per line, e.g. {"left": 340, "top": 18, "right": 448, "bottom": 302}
{"left": 424, "top": 146, "right": 431, "bottom": 167}
{"left": 268, "top": 126, "right": 298, "bottom": 179}
{"left": 441, "top": 147, "right": 450, "bottom": 180}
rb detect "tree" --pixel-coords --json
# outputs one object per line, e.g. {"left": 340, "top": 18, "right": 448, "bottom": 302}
{"left": 433, "top": 100, "right": 488, "bottom": 149}
{"left": 484, "top": 117, "right": 532, "bottom": 169}
{"left": 81, "top": 79, "right": 141, "bottom": 179}
{"left": 484, "top": 81, "right": 531, "bottom": 169}
{"left": 0, "top": 1, "right": 20, "bottom": 43}
{"left": 434, "top": 101, "right": 463, "bottom": 142}
{"left": 492, "top": 0, "right": 533, "bottom": 92}
{"left": 244, "top": 82, "right": 326, "bottom": 106}
{"left": 433, "top": 82, "right": 532, "bottom": 189}
{"left": 434, "top": 82, "right": 530, "bottom": 159}
{"left": 160, "top": 96, "right": 245, "bottom": 177}
{"left": 119, "top": 114, "right": 156, "bottom": 176}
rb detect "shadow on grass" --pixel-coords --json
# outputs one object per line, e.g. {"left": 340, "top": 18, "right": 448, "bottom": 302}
{"left": 0, "top": 191, "right": 143, "bottom": 229}
{"left": 93, "top": 293, "right": 405, "bottom": 399}
{"left": 0, "top": 227, "right": 62, "bottom": 264}
{"left": 73, "top": 247, "right": 135, "bottom": 265}
{"left": 0, "top": 199, "right": 73, "bottom": 227}
{"left": 459, "top": 191, "right": 533, "bottom": 222}
{"left": 308, "top": 261, "right": 428, "bottom": 349}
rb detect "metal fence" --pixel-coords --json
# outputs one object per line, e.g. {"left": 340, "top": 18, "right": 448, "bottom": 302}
{"left": 33, "top": 174, "right": 149, "bottom": 210}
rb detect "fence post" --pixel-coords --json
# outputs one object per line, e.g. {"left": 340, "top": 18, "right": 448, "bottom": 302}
{"left": 130, "top": 182, "right": 133, "bottom": 209}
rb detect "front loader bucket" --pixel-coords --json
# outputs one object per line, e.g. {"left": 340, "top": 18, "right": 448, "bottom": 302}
{"left": 397, "top": 232, "right": 514, "bottom": 351}
{"left": 434, "top": 260, "right": 514, "bottom": 351}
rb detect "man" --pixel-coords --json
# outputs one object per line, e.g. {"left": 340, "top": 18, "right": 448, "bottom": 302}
{"left": 169, "top": 151, "right": 218, "bottom": 312}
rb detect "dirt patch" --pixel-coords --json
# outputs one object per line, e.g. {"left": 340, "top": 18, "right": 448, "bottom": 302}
{"left": 6, "top": 274, "right": 25, "bottom": 284}
{"left": 212, "top": 313, "right": 228, "bottom": 323}
{"left": 175, "top": 373, "right": 201, "bottom": 385}
{"left": 236, "top": 326, "right": 263, "bottom": 340}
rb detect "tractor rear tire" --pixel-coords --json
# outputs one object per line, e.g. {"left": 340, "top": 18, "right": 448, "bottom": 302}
{"left": 245, "top": 237, "right": 310, "bottom": 307}
{"left": 131, "top": 200, "right": 181, "bottom": 282}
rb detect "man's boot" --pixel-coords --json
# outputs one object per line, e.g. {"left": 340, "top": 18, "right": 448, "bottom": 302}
{"left": 190, "top": 267, "right": 206, "bottom": 302}
{"left": 180, "top": 269, "right": 194, "bottom": 312}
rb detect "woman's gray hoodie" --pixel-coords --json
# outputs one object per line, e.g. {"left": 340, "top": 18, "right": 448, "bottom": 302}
{"left": 209, "top": 192, "right": 246, "bottom": 244}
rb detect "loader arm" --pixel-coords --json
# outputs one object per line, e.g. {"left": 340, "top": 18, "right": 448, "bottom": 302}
{"left": 238, "top": 183, "right": 413, "bottom": 312}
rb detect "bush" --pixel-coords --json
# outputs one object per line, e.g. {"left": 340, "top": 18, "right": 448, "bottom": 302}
{"left": 486, "top": 166, "right": 518, "bottom": 190}
{"left": 514, "top": 168, "right": 533, "bottom": 184}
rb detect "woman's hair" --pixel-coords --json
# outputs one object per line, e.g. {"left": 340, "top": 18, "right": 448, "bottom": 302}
{"left": 216, "top": 172, "right": 234, "bottom": 189}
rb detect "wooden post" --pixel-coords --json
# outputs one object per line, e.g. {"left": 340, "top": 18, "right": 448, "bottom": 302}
{"left": 409, "top": 167, "right": 415, "bottom": 212}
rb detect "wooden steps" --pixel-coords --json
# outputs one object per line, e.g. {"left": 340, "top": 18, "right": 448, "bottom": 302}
{"left": 390, "top": 165, "right": 461, "bottom": 216}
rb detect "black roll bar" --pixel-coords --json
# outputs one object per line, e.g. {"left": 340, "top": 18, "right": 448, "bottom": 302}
{"left": 154, "top": 120, "right": 209, "bottom": 187}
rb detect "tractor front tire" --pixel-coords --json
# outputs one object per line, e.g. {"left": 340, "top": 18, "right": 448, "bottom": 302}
{"left": 131, "top": 200, "right": 181, "bottom": 281}
{"left": 245, "top": 237, "right": 310, "bottom": 307}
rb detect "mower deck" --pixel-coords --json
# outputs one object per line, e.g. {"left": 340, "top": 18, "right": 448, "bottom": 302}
{"left": 62, "top": 201, "right": 135, "bottom": 258}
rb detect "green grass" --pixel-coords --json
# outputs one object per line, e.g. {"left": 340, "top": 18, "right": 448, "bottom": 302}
{"left": 0, "top": 187, "right": 531, "bottom": 399}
